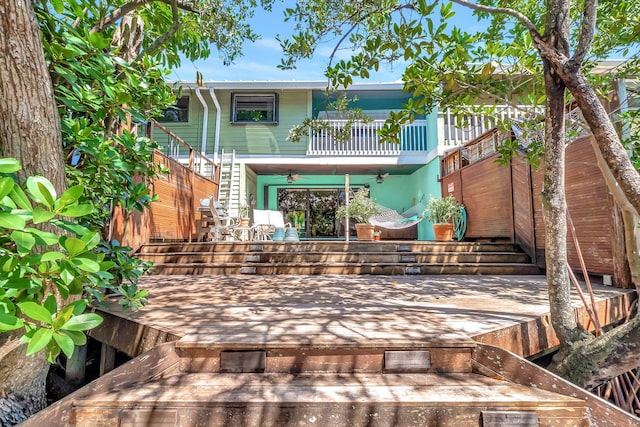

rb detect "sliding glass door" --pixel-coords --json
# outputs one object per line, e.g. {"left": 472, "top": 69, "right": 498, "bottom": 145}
{"left": 277, "top": 188, "right": 341, "bottom": 238}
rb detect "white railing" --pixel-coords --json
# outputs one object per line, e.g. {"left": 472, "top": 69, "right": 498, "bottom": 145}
{"left": 151, "top": 121, "right": 217, "bottom": 181}
{"left": 306, "top": 119, "right": 430, "bottom": 156}
{"left": 438, "top": 105, "right": 531, "bottom": 147}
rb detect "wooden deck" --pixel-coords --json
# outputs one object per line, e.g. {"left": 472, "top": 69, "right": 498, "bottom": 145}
{"left": 23, "top": 273, "right": 638, "bottom": 426}
{"left": 89, "top": 274, "right": 633, "bottom": 359}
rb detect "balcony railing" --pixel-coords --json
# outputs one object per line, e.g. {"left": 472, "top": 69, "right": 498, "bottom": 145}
{"left": 438, "top": 106, "right": 530, "bottom": 147}
{"left": 306, "top": 119, "right": 430, "bottom": 156}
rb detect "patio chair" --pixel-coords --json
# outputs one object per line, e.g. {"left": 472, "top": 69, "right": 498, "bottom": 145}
{"left": 251, "top": 209, "right": 291, "bottom": 240}
{"left": 197, "top": 196, "right": 236, "bottom": 241}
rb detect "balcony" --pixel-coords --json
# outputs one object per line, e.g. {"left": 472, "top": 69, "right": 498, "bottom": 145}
{"left": 306, "top": 119, "right": 431, "bottom": 156}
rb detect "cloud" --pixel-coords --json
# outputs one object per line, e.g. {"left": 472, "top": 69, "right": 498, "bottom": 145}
{"left": 254, "top": 37, "right": 283, "bottom": 52}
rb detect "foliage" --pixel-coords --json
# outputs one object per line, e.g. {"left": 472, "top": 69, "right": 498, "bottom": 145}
{"left": 277, "top": 0, "right": 640, "bottom": 395}
{"left": 287, "top": 93, "right": 372, "bottom": 144}
{"left": 335, "top": 188, "right": 381, "bottom": 223}
{"left": 36, "top": 0, "right": 277, "bottom": 229}
{"left": 424, "top": 195, "right": 462, "bottom": 224}
{"left": 0, "top": 159, "right": 146, "bottom": 362}
{"left": 280, "top": 0, "right": 639, "bottom": 159}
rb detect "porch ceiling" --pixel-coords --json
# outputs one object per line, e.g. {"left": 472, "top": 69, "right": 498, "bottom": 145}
{"left": 246, "top": 163, "right": 422, "bottom": 176}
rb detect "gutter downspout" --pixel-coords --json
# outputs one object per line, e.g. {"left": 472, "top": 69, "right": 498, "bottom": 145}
{"left": 209, "top": 87, "right": 222, "bottom": 165}
{"left": 194, "top": 87, "right": 208, "bottom": 155}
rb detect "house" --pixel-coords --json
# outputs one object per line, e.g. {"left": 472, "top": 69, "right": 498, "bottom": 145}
{"left": 151, "top": 81, "right": 489, "bottom": 241}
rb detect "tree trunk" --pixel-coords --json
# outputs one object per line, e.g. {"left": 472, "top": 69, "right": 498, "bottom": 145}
{"left": 0, "top": 2, "right": 66, "bottom": 194}
{"left": 557, "top": 67, "right": 640, "bottom": 288}
{"left": 0, "top": 3, "right": 68, "bottom": 424}
{"left": 541, "top": 64, "right": 586, "bottom": 349}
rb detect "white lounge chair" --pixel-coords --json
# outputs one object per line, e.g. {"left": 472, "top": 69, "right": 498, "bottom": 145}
{"left": 251, "top": 209, "right": 291, "bottom": 240}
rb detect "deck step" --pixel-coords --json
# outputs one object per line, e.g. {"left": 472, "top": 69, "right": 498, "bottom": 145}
{"left": 147, "top": 262, "right": 542, "bottom": 275}
{"left": 175, "top": 332, "right": 476, "bottom": 374}
{"left": 136, "top": 241, "right": 541, "bottom": 276}
{"left": 70, "top": 372, "right": 588, "bottom": 426}
{"left": 138, "top": 251, "right": 530, "bottom": 264}
{"left": 139, "top": 241, "right": 522, "bottom": 254}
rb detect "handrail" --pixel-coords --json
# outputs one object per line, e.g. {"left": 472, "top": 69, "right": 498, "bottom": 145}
{"left": 441, "top": 128, "right": 508, "bottom": 177}
{"left": 307, "top": 119, "right": 431, "bottom": 156}
{"left": 150, "top": 120, "right": 217, "bottom": 181}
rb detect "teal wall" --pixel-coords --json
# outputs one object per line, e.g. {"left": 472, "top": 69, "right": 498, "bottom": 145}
{"left": 311, "top": 90, "right": 420, "bottom": 117}
{"left": 255, "top": 162, "right": 442, "bottom": 241}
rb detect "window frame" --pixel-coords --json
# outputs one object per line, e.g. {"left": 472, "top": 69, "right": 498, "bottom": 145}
{"left": 157, "top": 95, "right": 189, "bottom": 123}
{"left": 230, "top": 92, "right": 279, "bottom": 125}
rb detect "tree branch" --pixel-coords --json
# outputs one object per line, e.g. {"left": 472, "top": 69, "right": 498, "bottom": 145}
{"left": 135, "top": 0, "right": 181, "bottom": 61}
{"left": 571, "top": 0, "right": 598, "bottom": 65}
{"left": 91, "top": 0, "right": 196, "bottom": 33}
{"left": 450, "top": 0, "right": 542, "bottom": 39}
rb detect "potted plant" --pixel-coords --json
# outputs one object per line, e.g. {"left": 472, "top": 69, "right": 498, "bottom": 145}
{"left": 424, "top": 195, "right": 463, "bottom": 241}
{"left": 238, "top": 202, "right": 250, "bottom": 227}
{"left": 335, "top": 188, "right": 381, "bottom": 241}
{"left": 372, "top": 230, "right": 382, "bottom": 241}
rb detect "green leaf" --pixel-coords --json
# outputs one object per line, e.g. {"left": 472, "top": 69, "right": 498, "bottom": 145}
{"left": 50, "top": 0, "right": 64, "bottom": 14}
{"left": 60, "top": 268, "right": 75, "bottom": 286}
{"left": 32, "top": 206, "right": 56, "bottom": 224}
{"left": 18, "top": 302, "right": 53, "bottom": 324}
{"left": 11, "top": 230, "right": 36, "bottom": 253}
{"left": 9, "top": 186, "right": 32, "bottom": 210}
{"left": 41, "top": 251, "right": 66, "bottom": 262}
{"left": 53, "top": 332, "right": 75, "bottom": 358}
{"left": 52, "top": 305, "right": 74, "bottom": 330}
{"left": 0, "top": 313, "right": 24, "bottom": 332}
{"left": 0, "top": 158, "right": 21, "bottom": 173}
{"left": 0, "top": 212, "right": 26, "bottom": 230}
{"left": 72, "top": 256, "right": 100, "bottom": 273}
{"left": 0, "top": 177, "right": 15, "bottom": 199}
{"left": 26, "top": 328, "right": 53, "bottom": 355}
{"left": 26, "top": 228, "right": 59, "bottom": 245}
{"left": 59, "top": 203, "right": 93, "bottom": 217}
{"left": 61, "top": 313, "right": 103, "bottom": 331}
{"left": 43, "top": 294, "right": 57, "bottom": 315}
{"left": 60, "top": 329, "right": 86, "bottom": 346}
{"left": 26, "top": 176, "right": 56, "bottom": 208}
{"left": 61, "top": 237, "right": 86, "bottom": 257}
{"left": 58, "top": 185, "right": 83, "bottom": 208}
{"left": 67, "top": 299, "right": 87, "bottom": 316}
{"left": 81, "top": 231, "right": 101, "bottom": 251}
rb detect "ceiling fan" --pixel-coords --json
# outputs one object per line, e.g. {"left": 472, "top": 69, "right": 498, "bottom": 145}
{"left": 283, "top": 171, "right": 307, "bottom": 183}
{"left": 374, "top": 171, "right": 391, "bottom": 184}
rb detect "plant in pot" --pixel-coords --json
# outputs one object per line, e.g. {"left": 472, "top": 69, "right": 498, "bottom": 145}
{"left": 424, "top": 195, "right": 463, "bottom": 242}
{"left": 335, "top": 188, "right": 381, "bottom": 241}
{"left": 238, "top": 202, "right": 250, "bottom": 227}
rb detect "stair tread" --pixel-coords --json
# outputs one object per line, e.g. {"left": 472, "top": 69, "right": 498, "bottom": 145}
{"left": 176, "top": 331, "right": 476, "bottom": 349}
{"left": 150, "top": 261, "right": 538, "bottom": 267}
{"left": 138, "top": 251, "right": 527, "bottom": 256}
{"left": 72, "top": 373, "right": 584, "bottom": 407}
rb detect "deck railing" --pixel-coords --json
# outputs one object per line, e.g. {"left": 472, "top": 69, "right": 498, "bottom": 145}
{"left": 306, "top": 119, "right": 431, "bottom": 156}
{"left": 441, "top": 128, "right": 509, "bottom": 177}
{"left": 150, "top": 121, "right": 217, "bottom": 180}
{"left": 438, "top": 106, "right": 530, "bottom": 147}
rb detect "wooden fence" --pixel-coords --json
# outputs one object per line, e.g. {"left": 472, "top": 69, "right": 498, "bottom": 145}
{"left": 111, "top": 128, "right": 219, "bottom": 248}
{"left": 441, "top": 134, "right": 630, "bottom": 288}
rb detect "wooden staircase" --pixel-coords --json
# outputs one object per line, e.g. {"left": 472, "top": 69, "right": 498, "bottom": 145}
{"left": 61, "top": 335, "right": 591, "bottom": 426}
{"left": 137, "top": 241, "right": 542, "bottom": 276}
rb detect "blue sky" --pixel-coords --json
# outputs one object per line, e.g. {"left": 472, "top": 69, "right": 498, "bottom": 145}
{"left": 168, "top": 1, "right": 459, "bottom": 83}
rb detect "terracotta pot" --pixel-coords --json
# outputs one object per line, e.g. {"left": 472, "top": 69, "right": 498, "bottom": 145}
{"left": 239, "top": 217, "right": 250, "bottom": 227}
{"left": 355, "top": 223, "right": 375, "bottom": 241}
{"left": 432, "top": 223, "right": 454, "bottom": 242}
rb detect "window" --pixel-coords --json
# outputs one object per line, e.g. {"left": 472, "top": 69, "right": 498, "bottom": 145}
{"left": 231, "top": 93, "right": 278, "bottom": 124}
{"left": 158, "top": 96, "right": 189, "bottom": 123}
